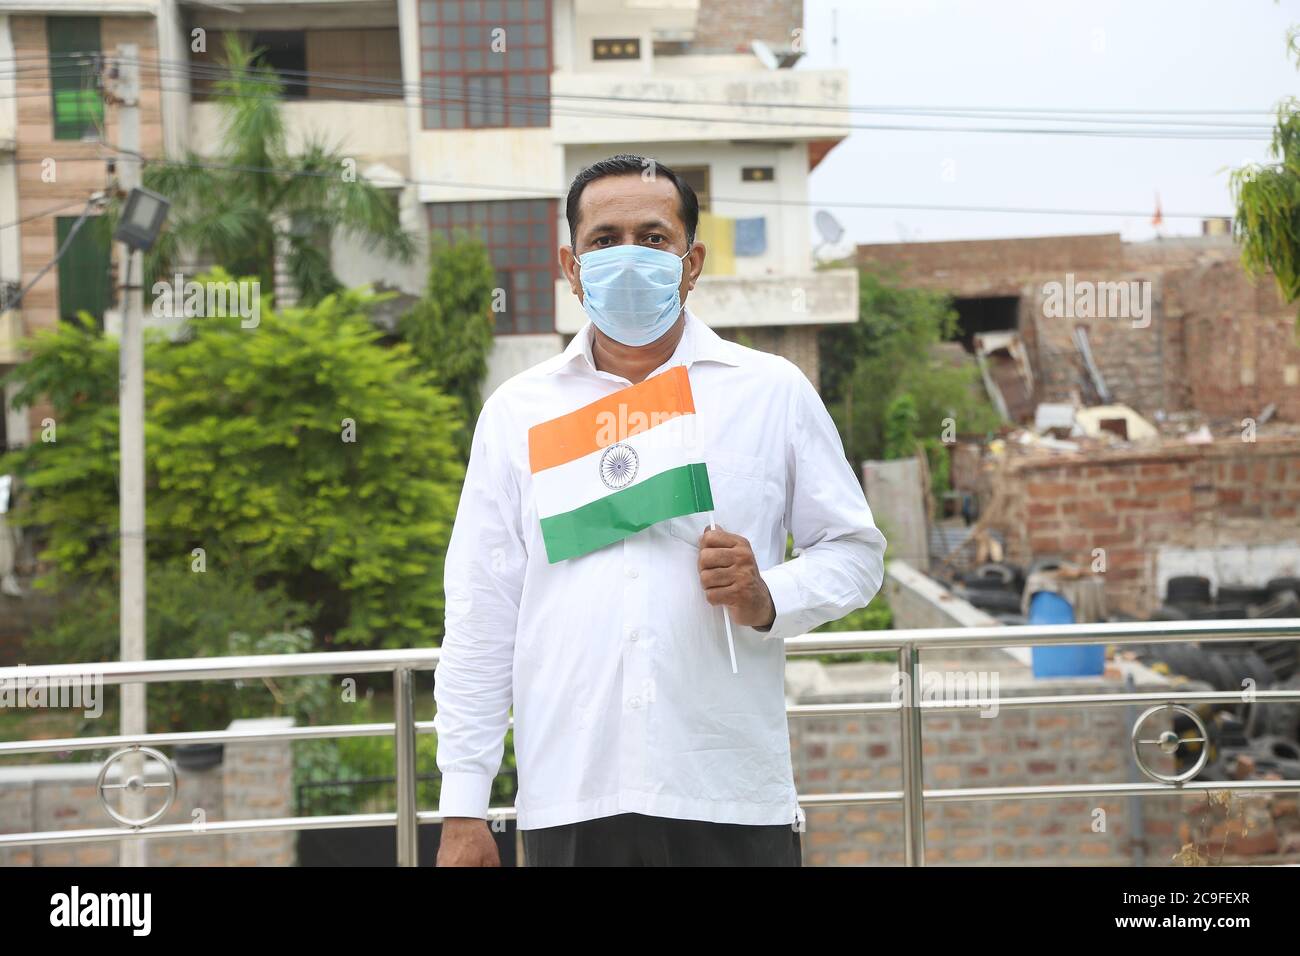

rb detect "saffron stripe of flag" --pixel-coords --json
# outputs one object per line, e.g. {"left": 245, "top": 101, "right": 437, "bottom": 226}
{"left": 528, "top": 365, "right": 696, "bottom": 473}
{"left": 527, "top": 365, "right": 713, "bottom": 563}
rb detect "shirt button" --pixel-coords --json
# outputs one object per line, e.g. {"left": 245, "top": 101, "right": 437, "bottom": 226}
{"left": 629, "top": 629, "right": 640, "bottom": 641}
{"left": 628, "top": 696, "right": 642, "bottom": 708}
{"left": 625, "top": 567, "right": 639, "bottom": 579}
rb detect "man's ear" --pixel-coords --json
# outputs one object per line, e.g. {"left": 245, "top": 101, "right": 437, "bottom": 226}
{"left": 558, "top": 245, "right": 582, "bottom": 299}
{"left": 685, "top": 242, "right": 706, "bottom": 291}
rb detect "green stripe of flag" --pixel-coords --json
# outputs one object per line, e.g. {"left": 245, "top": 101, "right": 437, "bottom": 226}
{"left": 539, "top": 462, "right": 713, "bottom": 563}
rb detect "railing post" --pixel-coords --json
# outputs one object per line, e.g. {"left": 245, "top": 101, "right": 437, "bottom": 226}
{"left": 394, "top": 666, "right": 419, "bottom": 867}
{"left": 898, "top": 642, "right": 926, "bottom": 866}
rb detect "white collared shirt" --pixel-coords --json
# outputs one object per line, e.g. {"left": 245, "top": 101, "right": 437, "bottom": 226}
{"left": 433, "top": 307, "right": 887, "bottom": 830}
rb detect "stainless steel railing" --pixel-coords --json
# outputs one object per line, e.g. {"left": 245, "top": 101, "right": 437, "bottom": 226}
{"left": 2, "top": 618, "right": 1299, "bottom": 865}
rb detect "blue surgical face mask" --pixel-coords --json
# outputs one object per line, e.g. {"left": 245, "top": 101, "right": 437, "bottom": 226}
{"left": 576, "top": 244, "right": 690, "bottom": 347}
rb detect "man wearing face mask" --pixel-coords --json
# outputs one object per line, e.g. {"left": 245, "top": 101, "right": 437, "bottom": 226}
{"left": 434, "top": 154, "right": 887, "bottom": 867}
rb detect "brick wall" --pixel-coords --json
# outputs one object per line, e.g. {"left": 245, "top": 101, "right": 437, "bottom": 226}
{"left": 721, "top": 323, "right": 820, "bottom": 390}
{"left": 0, "top": 717, "right": 295, "bottom": 866}
{"left": 221, "top": 717, "right": 296, "bottom": 866}
{"left": 788, "top": 656, "right": 1298, "bottom": 865}
{"left": 1023, "top": 272, "right": 1173, "bottom": 412}
{"left": 1167, "top": 260, "right": 1300, "bottom": 422}
{"left": 690, "top": 0, "right": 803, "bottom": 54}
{"left": 989, "top": 437, "right": 1300, "bottom": 615}
{"left": 857, "top": 234, "right": 1125, "bottom": 298}
{"left": 10, "top": 13, "right": 165, "bottom": 437}
{"left": 855, "top": 233, "right": 1300, "bottom": 424}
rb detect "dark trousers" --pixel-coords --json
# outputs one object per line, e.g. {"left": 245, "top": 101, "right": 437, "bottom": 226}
{"left": 522, "top": 812, "right": 802, "bottom": 867}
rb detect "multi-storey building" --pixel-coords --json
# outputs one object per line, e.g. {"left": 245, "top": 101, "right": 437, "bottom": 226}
{"left": 0, "top": 0, "right": 858, "bottom": 445}
{"left": 0, "top": 1, "right": 175, "bottom": 447}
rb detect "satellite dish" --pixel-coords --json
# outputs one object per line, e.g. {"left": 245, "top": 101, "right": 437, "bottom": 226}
{"left": 814, "top": 210, "right": 845, "bottom": 244}
{"left": 751, "top": 40, "right": 779, "bottom": 70}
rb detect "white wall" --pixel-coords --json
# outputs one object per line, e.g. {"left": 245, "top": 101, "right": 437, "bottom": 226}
{"left": 1156, "top": 544, "right": 1300, "bottom": 593}
{"left": 484, "top": 332, "right": 564, "bottom": 398}
{"left": 549, "top": 68, "right": 849, "bottom": 145}
{"left": 412, "top": 127, "right": 561, "bottom": 204}
{"left": 155, "top": 0, "right": 189, "bottom": 156}
{"left": 562, "top": 140, "right": 812, "bottom": 276}
{"left": 189, "top": 100, "right": 410, "bottom": 169}
{"left": 0, "top": 16, "right": 19, "bottom": 285}
{"left": 330, "top": 184, "right": 426, "bottom": 296}
{"left": 568, "top": 12, "right": 653, "bottom": 75}
{"left": 4, "top": 380, "right": 30, "bottom": 447}
{"left": 0, "top": 15, "right": 14, "bottom": 150}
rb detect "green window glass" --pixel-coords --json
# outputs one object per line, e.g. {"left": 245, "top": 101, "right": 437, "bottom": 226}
{"left": 55, "top": 215, "right": 112, "bottom": 327}
{"left": 47, "top": 16, "right": 104, "bottom": 140}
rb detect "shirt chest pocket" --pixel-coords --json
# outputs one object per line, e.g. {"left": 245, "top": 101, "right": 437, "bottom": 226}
{"left": 666, "top": 450, "right": 771, "bottom": 548}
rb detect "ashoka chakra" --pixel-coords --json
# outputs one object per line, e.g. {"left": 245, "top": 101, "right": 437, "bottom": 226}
{"left": 599, "top": 443, "right": 639, "bottom": 490}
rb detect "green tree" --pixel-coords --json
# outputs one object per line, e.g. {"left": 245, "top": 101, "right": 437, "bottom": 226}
{"left": 1231, "top": 27, "right": 1300, "bottom": 316}
{"left": 883, "top": 393, "right": 920, "bottom": 460}
{"left": 138, "top": 33, "right": 414, "bottom": 305}
{"left": 3, "top": 277, "right": 463, "bottom": 648}
{"left": 399, "top": 233, "right": 497, "bottom": 455}
{"left": 819, "top": 272, "right": 1001, "bottom": 469}
{"left": 31, "top": 564, "right": 322, "bottom": 734}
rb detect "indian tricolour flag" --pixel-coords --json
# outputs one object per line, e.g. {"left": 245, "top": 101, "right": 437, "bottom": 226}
{"left": 528, "top": 365, "right": 713, "bottom": 563}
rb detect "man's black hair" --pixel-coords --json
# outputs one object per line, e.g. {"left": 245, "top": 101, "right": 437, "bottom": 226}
{"left": 565, "top": 154, "right": 699, "bottom": 248}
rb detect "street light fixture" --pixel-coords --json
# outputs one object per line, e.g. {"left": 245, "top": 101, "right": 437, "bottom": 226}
{"left": 113, "top": 186, "right": 169, "bottom": 252}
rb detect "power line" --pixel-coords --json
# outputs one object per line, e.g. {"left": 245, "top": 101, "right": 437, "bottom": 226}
{"left": 142, "top": 59, "right": 1274, "bottom": 140}
{"left": 2, "top": 52, "right": 1275, "bottom": 117}
{"left": 0, "top": 196, "right": 99, "bottom": 232}
{"left": 136, "top": 85, "right": 1271, "bottom": 142}
{"left": 0, "top": 57, "right": 1277, "bottom": 140}
{"left": 98, "top": 146, "right": 1231, "bottom": 220}
{"left": 5, "top": 196, "right": 106, "bottom": 312}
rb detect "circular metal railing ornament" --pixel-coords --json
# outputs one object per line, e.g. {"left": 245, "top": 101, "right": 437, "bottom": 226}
{"left": 1130, "top": 704, "right": 1210, "bottom": 785}
{"left": 96, "top": 745, "right": 177, "bottom": 828}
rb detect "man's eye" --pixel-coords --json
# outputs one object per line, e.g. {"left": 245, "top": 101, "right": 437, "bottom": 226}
{"left": 645, "top": 235, "right": 665, "bottom": 244}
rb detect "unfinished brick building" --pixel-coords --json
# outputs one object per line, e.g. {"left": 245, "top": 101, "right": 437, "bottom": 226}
{"left": 857, "top": 229, "right": 1300, "bottom": 615}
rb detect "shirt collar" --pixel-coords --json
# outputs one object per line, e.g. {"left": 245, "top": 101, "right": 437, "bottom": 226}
{"left": 548, "top": 305, "right": 741, "bottom": 378}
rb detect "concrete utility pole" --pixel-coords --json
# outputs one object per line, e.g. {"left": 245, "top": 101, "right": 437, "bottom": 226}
{"left": 110, "top": 42, "right": 148, "bottom": 868}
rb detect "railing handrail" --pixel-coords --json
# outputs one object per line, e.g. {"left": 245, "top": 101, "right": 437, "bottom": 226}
{"left": 0, "top": 647, "right": 443, "bottom": 685}
{"left": 3, "top": 617, "right": 1300, "bottom": 865}
{"left": 784, "top": 617, "right": 1300, "bottom": 654}
{"left": 3, "top": 618, "right": 1299, "bottom": 686}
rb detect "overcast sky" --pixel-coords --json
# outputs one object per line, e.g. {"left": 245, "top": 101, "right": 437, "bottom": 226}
{"left": 802, "top": 0, "right": 1300, "bottom": 245}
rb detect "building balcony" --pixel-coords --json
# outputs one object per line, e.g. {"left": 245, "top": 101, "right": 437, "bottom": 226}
{"left": 555, "top": 267, "right": 859, "bottom": 334}
{"left": 188, "top": 99, "right": 409, "bottom": 171}
{"left": 549, "top": 68, "right": 849, "bottom": 146}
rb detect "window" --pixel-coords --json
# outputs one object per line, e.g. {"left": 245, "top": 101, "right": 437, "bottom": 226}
{"left": 419, "top": 0, "right": 551, "bottom": 129}
{"left": 427, "top": 199, "right": 556, "bottom": 335}
{"left": 249, "top": 31, "right": 308, "bottom": 98}
{"left": 47, "top": 16, "right": 103, "bottom": 140}
{"left": 305, "top": 29, "right": 402, "bottom": 100}
{"left": 676, "top": 165, "right": 711, "bottom": 212}
{"left": 592, "top": 37, "right": 640, "bottom": 61}
{"left": 55, "top": 215, "right": 112, "bottom": 327}
{"left": 950, "top": 296, "right": 1019, "bottom": 351}
{"left": 189, "top": 29, "right": 402, "bottom": 101}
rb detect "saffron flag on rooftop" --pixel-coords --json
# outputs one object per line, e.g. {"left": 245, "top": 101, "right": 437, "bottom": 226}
{"left": 528, "top": 365, "right": 714, "bottom": 563}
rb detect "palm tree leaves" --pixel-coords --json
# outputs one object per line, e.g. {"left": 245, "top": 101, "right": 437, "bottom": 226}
{"left": 213, "top": 33, "right": 287, "bottom": 175}
{"left": 138, "top": 31, "right": 415, "bottom": 305}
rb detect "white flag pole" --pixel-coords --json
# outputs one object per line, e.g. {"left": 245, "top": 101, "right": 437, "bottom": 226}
{"left": 708, "top": 510, "right": 739, "bottom": 675}
{"left": 681, "top": 354, "right": 737, "bottom": 675}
